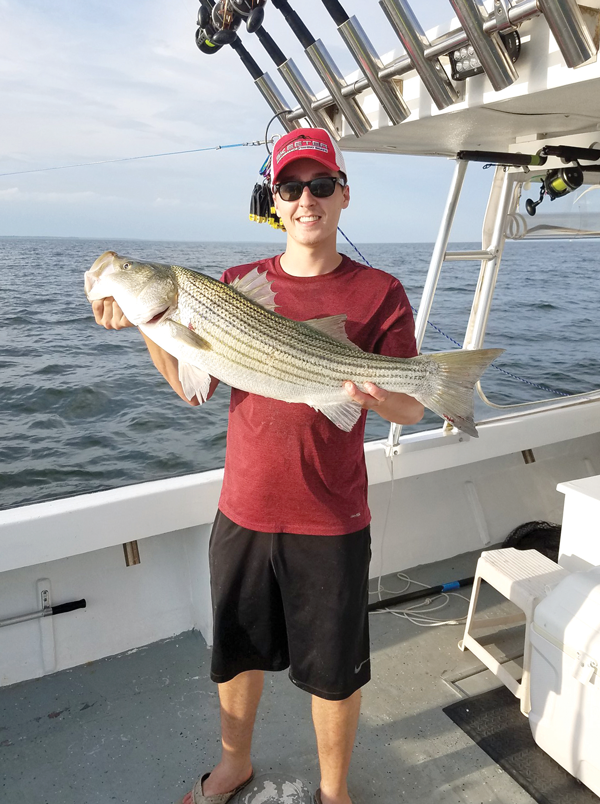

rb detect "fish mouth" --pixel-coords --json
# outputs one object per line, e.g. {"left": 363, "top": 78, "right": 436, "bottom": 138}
{"left": 144, "top": 307, "right": 171, "bottom": 325}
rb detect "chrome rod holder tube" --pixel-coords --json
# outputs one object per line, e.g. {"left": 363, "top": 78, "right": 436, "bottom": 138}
{"left": 288, "top": 1, "right": 540, "bottom": 122}
{"left": 448, "top": 0, "right": 518, "bottom": 91}
{"left": 254, "top": 74, "right": 302, "bottom": 132}
{"left": 278, "top": 59, "right": 340, "bottom": 138}
{"left": 337, "top": 16, "right": 410, "bottom": 124}
{"left": 379, "top": 0, "right": 459, "bottom": 110}
{"left": 305, "top": 40, "right": 371, "bottom": 136}
{"left": 537, "top": 0, "right": 597, "bottom": 68}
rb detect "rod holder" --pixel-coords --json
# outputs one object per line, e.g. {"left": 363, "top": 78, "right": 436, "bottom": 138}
{"left": 278, "top": 59, "right": 340, "bottom": 138}
{"left": 337, "top": 16, "right": 411, "bottom": 124}
{"left": 448, "top": 0, "right": 518, "bottom": 91}
{"left": 270, "top": 0, "right": 370, "bottom": 136}
{"left": 379, "top": 0, "right": 459, "bottom": 110}
{"left": 305, "top": 40, "right": 371, "bottom": 136}
{"left": 0, "top": 599, "right": 87, "bottom": 628}
{"left": 254, "top": 74, "right": 302, "bottom": 132}
{"left": 537, "top": 0, "right": 597, "bottom": 68}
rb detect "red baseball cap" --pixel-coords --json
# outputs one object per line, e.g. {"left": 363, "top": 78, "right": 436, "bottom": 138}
{"left": 271, "top": 127, "right": 347, "bottom": 185}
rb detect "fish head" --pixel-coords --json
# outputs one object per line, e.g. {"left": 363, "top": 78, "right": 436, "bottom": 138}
{"left": 85, "top": 251, "right": 178, "bottom": 325}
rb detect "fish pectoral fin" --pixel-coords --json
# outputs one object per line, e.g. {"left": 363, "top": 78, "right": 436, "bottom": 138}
{"left": 302, "top": 314, "right": 361, "bottom": 348}
{"left": 229, "top": 266, "right": 278, "bottom": 312}
{"left": 178, "top": 362, "right": 212, "bottom": 403}
{"left": 311, "top": 400, "right": 363, "bottom": 432}
{"left": 165, "top": 320, "right": 212, "bottom": 350}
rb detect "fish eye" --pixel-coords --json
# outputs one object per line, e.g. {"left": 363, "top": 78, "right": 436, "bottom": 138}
{"left": 123, "top": 262, "right": 130, "bottom": 269}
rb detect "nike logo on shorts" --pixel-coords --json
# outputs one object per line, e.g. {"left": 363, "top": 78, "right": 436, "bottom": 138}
{"left": 354, "top": 657, "right": 370, "bottom": 674}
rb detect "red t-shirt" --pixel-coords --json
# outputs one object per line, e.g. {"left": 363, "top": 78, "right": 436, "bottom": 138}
{"left": 217, "top": 253, "right": 418, "bottom": 535}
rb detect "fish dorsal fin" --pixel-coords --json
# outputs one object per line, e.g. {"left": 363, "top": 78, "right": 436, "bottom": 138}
{"left": 303, "top": 314, "right": 361, "bottom": 349}
{"left": 311, "top": 400, "right": 363, "bottom": 432}
{"left": 230, "top": 266, "right": 278, "bottom": 312}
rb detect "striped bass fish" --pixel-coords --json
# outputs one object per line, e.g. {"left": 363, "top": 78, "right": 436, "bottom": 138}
{"left": 85, "top": 251, "right": 503, "bottom": 437}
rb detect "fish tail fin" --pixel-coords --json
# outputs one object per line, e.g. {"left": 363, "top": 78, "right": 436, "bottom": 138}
{"left": 418, "top": 348, "right": 504, "bottom": 438}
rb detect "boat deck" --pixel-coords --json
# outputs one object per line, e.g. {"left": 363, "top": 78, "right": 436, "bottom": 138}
{"left": 0, "top": 549, "right": 536, "bottom": 804}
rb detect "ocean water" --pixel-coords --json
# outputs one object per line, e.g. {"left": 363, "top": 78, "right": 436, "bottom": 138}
{"left": 1, "top": 236, "right": 598, "bottom": 511}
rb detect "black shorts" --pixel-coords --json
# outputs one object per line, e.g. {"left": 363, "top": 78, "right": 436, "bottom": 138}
{"left": 209, "top": 510, "right": 371, "bottom": 701}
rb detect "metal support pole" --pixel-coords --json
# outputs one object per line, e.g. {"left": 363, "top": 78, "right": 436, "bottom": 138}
{"left": 414, "top": 160, "right": 469, "bottom": 350}
{"left": 387, "top": 159, "right": 469, "bottom": 452}
{"left": 463, "top": 168, "right": 516, "bottom": 350}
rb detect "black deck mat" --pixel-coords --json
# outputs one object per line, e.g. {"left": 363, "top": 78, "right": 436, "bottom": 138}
{"left": 443, "top": 685, "right": 599, "bottom": 804}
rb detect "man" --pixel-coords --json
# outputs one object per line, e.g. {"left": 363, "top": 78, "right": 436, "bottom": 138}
{"left": 92, "top": 127, "right": 423, "bottom": 804}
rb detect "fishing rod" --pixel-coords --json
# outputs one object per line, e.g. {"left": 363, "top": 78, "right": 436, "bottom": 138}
{"left": 269, "top": 0, "right": 371, "bottom": 136}
{"left": 253, "top": 25, "right": 339, "bottom": 137}
{"left": 197, "top": 0, "right": 300, "bottom": 133}
{"left": 318, "top": 0, "right": 409, "bottom": 124}
{"left": 0, "top": 598, "right": 87, "bottom": 628}
{"left": 457, "top": 145, "right": 600, "bottom": 216}
{"left": 368, "top": 577, "right": 474, "bottom": 613}
{"left": 457, "top": 144, "right": 600, "bottom": 167}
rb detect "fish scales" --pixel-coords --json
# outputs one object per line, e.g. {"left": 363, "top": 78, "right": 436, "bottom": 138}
{"left": 177, "top": 267, "right": 429, "bottom": 390}
{"left": 84, "top": 252, "right": 504, "bottom": 436}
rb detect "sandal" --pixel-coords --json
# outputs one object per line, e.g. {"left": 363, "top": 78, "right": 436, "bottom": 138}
{"left": 175, "top": 771, "right": 254, "bottom": 804}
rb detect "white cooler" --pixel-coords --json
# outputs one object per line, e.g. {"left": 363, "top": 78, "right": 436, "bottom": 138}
{"left": 529, "top": 566, "right": 600, "bottom": 797}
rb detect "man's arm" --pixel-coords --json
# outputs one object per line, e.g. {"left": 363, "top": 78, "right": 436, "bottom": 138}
{"left": 344, "top": 381, "right": 424, "bottom": 425}
{"left": 91, "top": 297, "right": 219, "bottom": 406}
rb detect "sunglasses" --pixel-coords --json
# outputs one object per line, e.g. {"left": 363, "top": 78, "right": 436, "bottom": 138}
{"left": 273, "top": 176, "right": 346, "bottom": 202}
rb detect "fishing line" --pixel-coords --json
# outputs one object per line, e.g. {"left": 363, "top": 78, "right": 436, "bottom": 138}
{"left": 368, "top": 449, "right": 469, "bottom": 627}
{"left": 263, "top": 110, "right": 291, "bottom": 155}
{"left": 337, "top": 226, "right": 573, "bottom": 398}
{"left": 0, "top": 140, "right": 269, "bottom": 178}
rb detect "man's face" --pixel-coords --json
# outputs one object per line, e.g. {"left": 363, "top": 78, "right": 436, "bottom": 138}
{"left": 274, "top": 158, "right": 350, "bottom": 248}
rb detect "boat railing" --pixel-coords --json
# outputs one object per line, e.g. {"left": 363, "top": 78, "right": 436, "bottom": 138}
{"left": 388, "top": 152, "right": 600, "bottom": 451}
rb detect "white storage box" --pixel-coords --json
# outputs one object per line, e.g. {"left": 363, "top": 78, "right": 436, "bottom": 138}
{"left": 529, "top": 566, "right": 600, "bottom": 797}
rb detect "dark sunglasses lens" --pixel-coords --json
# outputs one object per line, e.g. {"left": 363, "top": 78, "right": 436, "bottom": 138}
{"left": 277, "top": 177, "right": 339, "bottom": 201}
{"left": 279, "top": 182, "right": 302, "bottom": 201}
{"left": 310, "top": 178, "right": 337, "bottom": 198}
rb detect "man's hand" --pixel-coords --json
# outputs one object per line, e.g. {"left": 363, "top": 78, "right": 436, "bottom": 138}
{"left": 344, "top": 381, "right": 424, "bottom": 425}
{"left": 92, "top": 297, "right": 133, "bottom": 330}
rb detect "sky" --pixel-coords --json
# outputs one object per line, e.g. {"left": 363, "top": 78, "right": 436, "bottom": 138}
{"left": 0, "top": 0, "right": 493, "bottom": 243}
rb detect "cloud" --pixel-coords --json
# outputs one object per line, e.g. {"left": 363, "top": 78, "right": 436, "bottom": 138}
{"left": 152, "top": 197, "right": 181, "bottom": 207}
{"left": 0, "top": 0, "right": 472, "bottom": 242}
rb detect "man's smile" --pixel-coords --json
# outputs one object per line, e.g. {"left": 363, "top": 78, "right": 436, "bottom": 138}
{"left": 296, "top": 215, "right": 321, "bottom": 223}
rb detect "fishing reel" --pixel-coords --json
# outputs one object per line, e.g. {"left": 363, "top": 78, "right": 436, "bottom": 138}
{"left": 195, "top": 4, "right": 224, "bottom": 53}
{"left": 231, "top": 0, "right": 267, "bottom": 33}
{"left": 525, "top": 164, "right": 584, "bottom": 216}
{"left": 195, "top": 0, "right": 266, "bottom": 52}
